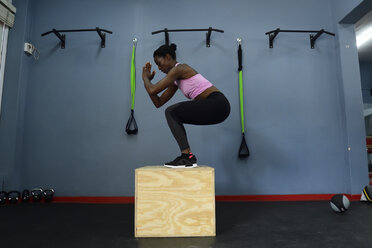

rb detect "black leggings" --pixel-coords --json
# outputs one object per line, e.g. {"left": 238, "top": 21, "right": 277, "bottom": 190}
{"left": 165, "top": 91, "right": 230, "bottom": 151}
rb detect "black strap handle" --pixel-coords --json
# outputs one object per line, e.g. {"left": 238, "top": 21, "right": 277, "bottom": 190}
{"left": 238, "top": 44, "right": 242, "bottom": 71}
{"left": 238, "top": 134, "right": 250, "bottom": 158}
{"left": 126, "top": 110, "right": 138, "bottom": 135}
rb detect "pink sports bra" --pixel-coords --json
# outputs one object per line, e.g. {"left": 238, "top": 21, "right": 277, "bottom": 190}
{"left": 174, "top": 63, "right": 213, "bottom": 99}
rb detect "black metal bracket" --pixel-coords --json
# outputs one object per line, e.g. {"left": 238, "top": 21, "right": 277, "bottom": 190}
{"left": 96, "top": 27, "right": 106, "bottom": 48}
{"left": 206, "top": 27, "right": 212, "bottom": 47}
{"left": 41, "top": 27, "right": 113, "bottom": 49}
{"left": 265, "top": 28, "right": 335, "bottom": 49}
{"left": 164, "top": 28, "right": 169, "bottom": 45}
{"left": 310, "top": 29, "right": 325, "bottom": 49}
{"left": 152, "top": 27, "right": 224, "bottom": 47}
{"left": 269, "top": 28, "right": 280, "bottom": 48}
{"left": 52, "top": 29, "right": 66, "bottom": 49}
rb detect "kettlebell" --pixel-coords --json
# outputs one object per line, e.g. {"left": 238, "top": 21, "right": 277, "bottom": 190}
{"left": 0, "top": 191, "right": 7, "bottom": 205}
{"left": 43, "top": 189, "right": 54, "bottom": 202}
{"left": 22, "top": 189, "right": 30, "bottom": 203}
{"left": 31, "top": 188, "right": 43, "bottom": 202}
{"left": 8, "top": 191, "right": 20, "bottom": 204}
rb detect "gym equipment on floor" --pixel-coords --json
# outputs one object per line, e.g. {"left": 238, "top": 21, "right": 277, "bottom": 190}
{"left": 22, "top": 189, "right": 30, "bottom": 202}
{"left": 31, "top": 188, "right": 43, "bottom": 202}
{"left": 330, "top": 194, "right": 350, "bottom": 213}
{"left": 43, "top": 189, "right": 55, "bottom": 202}
{"left": 135, "top": 165, "right": 215, "bottom": 237}
{"left": 361, "top": 185, "right": 372, "bottom": 202}
{"left": 0, "top": 191, "right": 7, "bottom": 205}
{"left": 8, "top": 191, "right": 20, "bottom": 204}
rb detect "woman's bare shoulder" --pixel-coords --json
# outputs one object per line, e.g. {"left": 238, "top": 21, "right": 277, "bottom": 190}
{"left": 175, "top": 63, "right": 198, "bottom": 76}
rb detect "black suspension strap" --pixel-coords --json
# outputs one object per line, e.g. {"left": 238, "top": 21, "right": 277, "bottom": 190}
{"left": 126, "top": 38, "right": 138, "bottom": 135}
{"left": 237, "top": 38, "right": 250, "bottom": 158}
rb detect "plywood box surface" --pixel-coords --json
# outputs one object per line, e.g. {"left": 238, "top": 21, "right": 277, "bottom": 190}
{"left": 135, "top": 166, "right": 215, "bottom": 237}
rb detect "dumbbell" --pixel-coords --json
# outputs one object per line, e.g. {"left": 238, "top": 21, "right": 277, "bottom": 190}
{"left": 8, "top": 191, "right": 20, "bottom": 204}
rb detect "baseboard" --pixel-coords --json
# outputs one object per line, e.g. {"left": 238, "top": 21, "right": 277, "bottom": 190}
{"left": 52, "top": 194, "right": 361, "bottom": 204}
{"left": 215, "top": 194, "right": 361, "bottom": 202}
{"left": 53, "top": 196, "right": 135, "bottom": 204}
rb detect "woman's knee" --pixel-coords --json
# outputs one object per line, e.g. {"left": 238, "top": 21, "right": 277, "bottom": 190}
{"left": 165, "top": 104, "right": 179, "bottom": 120}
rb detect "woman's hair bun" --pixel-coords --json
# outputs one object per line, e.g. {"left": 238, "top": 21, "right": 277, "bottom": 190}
{"left": 170, "top": 43, "right": 177, "bottom": 51}
{"left": 153, "top": 43, "right": 177, "bottom": 59}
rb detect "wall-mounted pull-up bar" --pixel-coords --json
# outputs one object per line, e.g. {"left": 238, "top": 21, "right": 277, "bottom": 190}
{"left": 152, "top": 27, "right": 224, "bottom": 47}
{"left": 41, "top": 27, "right": 113, "bottom": 49}
{"left": 265, "top": 28, "right": 335, "bottom": 49}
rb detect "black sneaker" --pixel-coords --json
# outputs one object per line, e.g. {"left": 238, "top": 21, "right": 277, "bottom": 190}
{"left": 164, "top": 153, "right": 197, "bottom": 168}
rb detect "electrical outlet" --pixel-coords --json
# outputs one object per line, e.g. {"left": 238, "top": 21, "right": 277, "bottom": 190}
{"left": 24, "top": 42, "right": 34, "bottom": 55}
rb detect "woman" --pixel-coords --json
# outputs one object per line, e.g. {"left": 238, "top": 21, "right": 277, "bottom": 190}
{"left": 142, "top": 43, "right": 230, "bottom": 168}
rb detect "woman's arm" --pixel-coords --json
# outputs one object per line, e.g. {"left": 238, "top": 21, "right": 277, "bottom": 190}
{"left": 142, "top": 62, "right": 181, "bottom": 95}
{"left": 142, "top": 62, "right": 181, "bottom": 107}
{"left": 147, "top": 83, "right": 178, "bottom": 108}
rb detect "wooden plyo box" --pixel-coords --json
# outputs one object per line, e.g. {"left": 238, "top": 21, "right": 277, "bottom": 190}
{"left": 135, "top": 166, "right": 215, "bottom": 237}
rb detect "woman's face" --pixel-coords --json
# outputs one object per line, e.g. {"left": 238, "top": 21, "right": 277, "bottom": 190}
{"left": 154, "top": 54, "right": 173, "bottom": 74}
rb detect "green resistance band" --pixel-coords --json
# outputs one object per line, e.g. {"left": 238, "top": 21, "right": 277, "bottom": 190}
{"left": 130, "top": 42, "right": 136, "bottom": 110}
{"left": 126, "top": 38, "right": 138, "bottom": 135}
{"left": 237, "top": 38, "right": 249, "bottom": 158}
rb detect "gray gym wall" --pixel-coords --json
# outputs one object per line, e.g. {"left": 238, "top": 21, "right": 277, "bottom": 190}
{"left": 0, "top": 0, "right": 369, "bottom": 196}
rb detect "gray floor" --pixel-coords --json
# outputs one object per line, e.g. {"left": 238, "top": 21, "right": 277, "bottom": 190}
{"left": 1, "top": 201, "right": 371, "bottom": 248}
